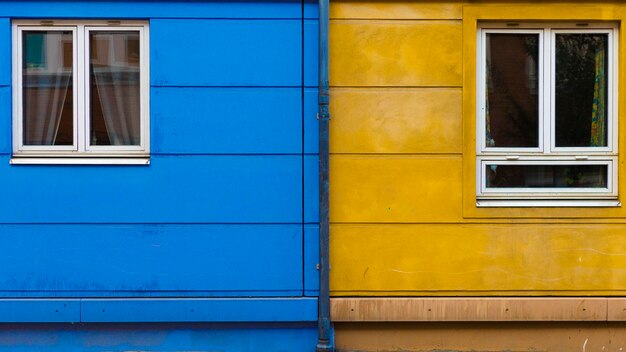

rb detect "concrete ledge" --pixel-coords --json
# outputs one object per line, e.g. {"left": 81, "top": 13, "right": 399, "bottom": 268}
{"left": 331, "top": 298, "right": 626, "bottom": 322}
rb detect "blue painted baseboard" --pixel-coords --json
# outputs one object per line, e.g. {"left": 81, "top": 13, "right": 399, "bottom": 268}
{"left": 0, "top": 322, "right": 318, "bottom": 352}
{"left": 0, "top": 298, "right": 318, "bottom": 323}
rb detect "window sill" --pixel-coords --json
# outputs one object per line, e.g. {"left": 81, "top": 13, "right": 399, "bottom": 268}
{"left": 476, "top": 199, "right": 621, "bottom": 208}
{"left": 10, "top": 157, "right": 150, "bottom": 165}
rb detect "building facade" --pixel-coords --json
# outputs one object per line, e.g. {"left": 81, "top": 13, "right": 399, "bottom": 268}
{"left": 0, "top": 1, "right": 322, "bottom": 351}
{"left": 328, "top": 1, "right": 626, "bottom": 351}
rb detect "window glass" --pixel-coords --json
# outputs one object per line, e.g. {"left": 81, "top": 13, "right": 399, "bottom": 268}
{"left": 22, "top": 31, "right": 73, "bottom": 146}
{"left": 89, "top": 31, "right": 140, "bottom": 146}
{"left": 555, "top": 33, "right": 608, "bottom": 147}
{"left": 485, "top": 33, "right": 539, "bottom": 148}
{"left": 485, "top": 164, "right": 608, "bottom": 188}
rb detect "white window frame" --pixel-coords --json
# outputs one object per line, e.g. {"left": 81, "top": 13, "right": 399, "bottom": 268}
{"left": 12, "top": 20, "right": 150, "bottom": 164}
{"left": 476, "top": 22, "right": 618, "bottom": 204}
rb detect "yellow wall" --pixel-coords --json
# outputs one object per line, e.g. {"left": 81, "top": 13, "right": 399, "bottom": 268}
{"left": 329, "top": 1, "right": 626, "bottom": 296}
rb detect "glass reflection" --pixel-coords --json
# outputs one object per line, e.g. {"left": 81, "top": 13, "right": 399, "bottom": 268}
{"left": 485, "top": 33, "right": 539, "bottom": 148}
{"left": 90, "top": 31, "right": 140, "bottom": 146}
{"left": 486, "top": 164, "right": 607, "bottom": 188}
{"left": 555, "top": 33, "right": 608, "bottom": 147}
{"left": 22, "top": 31, "right": 73, "bottom": 146}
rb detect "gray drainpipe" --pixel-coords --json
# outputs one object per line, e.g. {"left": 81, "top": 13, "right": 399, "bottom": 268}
{"left": 316, "top": 0, "right": 332, "bottom": 350}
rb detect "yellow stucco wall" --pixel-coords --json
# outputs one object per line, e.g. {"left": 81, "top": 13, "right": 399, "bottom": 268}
{"left": 329, "top": 1, "right": 626, "bottom": 296}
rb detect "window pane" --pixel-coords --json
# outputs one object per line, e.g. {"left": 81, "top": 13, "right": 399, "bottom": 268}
{"left": 485, "top": 33, "right": 539, "bottom": 148}
{"left": 485, "top": 164, "right": 607, "bottom": 188}
{"left": 22, "top": 31, "right": 73, "bottom": 146}
{"left": 90, "top": 31, "right": 140, "bottom": 146}
{"left": 555, "top": 33, "right": 608, "bottom": 147}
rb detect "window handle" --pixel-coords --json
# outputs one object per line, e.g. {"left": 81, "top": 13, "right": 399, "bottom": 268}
{"left": 505, "top": 155, "right": 519, "bottom": 160}
{"left": 575, "top": 156, "right": 589, "bottom": 160}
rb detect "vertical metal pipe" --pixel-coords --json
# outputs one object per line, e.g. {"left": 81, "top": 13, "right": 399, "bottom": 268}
{"left": 316, "top": 0, "right": 332, "bottom": 350}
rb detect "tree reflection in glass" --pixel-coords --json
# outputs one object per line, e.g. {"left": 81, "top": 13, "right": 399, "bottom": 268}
{"left": 555, "top": 33, "right": 608, "bottom": 147}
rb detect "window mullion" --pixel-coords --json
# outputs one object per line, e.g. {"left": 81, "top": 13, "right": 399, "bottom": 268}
{"left": 544, "top": 28, "right": 552, "bottom": 155}
{"left": 77, "top": 25, "right": 86, "bottom": 153}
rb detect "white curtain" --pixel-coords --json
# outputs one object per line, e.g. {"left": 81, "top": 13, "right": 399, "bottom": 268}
{"left": 92, "top": 67, "right": 140, "bottom": 145}
{"left": 24, "top": 69, "right": 71, "bottom": 145}
{"left": 91, "top": 32, "right": 140, "bottom": 146}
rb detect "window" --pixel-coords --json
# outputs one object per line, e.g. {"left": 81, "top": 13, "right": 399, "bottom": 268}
{"left": 12, "top": 20, "right": 149, "bottom": 164}
{"left": 476, "top": 23, "right": 617, "bottom": 205}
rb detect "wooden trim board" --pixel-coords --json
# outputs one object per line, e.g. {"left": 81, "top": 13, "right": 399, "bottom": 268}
{"left": 331, "top": 298, "right": 626, "bottom": 322}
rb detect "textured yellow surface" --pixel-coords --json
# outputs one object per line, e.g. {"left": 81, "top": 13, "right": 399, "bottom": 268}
{"left": 330, "top": 88, "right": 462, "bottom": 154}
{"left": 330, "top": 1, "right": 462, "bottom": 20}
{"left": 330, "top": 155, "right": 462, "bottom": 223}
{"left": 329, "top": 1, "right": 626, "bottom": 297}
{"left": 330, "top": 20, "right": 462, "bottom": 87}
{"left": 331, "top": 224, "right": 626, "bottom": 295}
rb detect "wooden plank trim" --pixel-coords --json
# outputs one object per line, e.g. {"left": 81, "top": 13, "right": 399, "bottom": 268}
{"left": 330, "top": 298, "right": 626, "bottom": 322}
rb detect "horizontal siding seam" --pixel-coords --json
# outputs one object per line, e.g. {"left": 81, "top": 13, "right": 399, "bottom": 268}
{"left": 330, "top": 153, "right": 462, "bottom": 155}
{"left": 330, "top": 19, "right": 462, "bottom": 24}
{"left": 150, "top": 17, "right": 304, "bottom": 20}
{"left": 150, "top": 85, "right": 305, "bottom": 88}
{"left": 329, "top": 221, "right": 626, "bottom": 225}
{"left": 329, "top": 17, "right": 462, "bottom": 21}
{"left": 0, "top": 222, "right": 307, "bottom": 225}
{"left": 329, "top": 85, "right": 463, "bottom": 89}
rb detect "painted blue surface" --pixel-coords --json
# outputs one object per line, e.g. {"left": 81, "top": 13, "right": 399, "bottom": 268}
{"left": 1, "top": 155, "right": 302, "bottom": 223}
{"left": 81, "top": 298, "right": 317, "bottom": 323}
{"left": 304, "top": 225, "right": 320, "bottom": 296}
{"left": 0, "top": 298, "right": 317, "bottom": 323}
{"left": 304, "top": 0, "right": 319, "bottom": 19}
{"left": 304, "top": 20, "right": 319, "bottom": 87}
{"left": 0, "top": 225, "right": 302, "bottom": 295}
{"left": 151, "top": 19, "right": 302, "bottom": 87}
{"left": 152, "top": 87, "right": 302, "bottom": 154}
{"left": 0, "top": 2, "right": 321, "bottom": 346}
{"left": 0, "top": 87, "right": 10, "bottom": 154}
{"left": 304, "top": 88, "right": 319, "bottom": 154}
{"left": 0, "top": 1, "right": 301, "bottom": 19}
{"left": 0, "top": 18, "right": 9, "bottom": 87}
{"left": 0, "top": 323, "right": 317, "bottom": 352}
{"left": 304, "top": 154, "right": 319, "bottom": 223}
{"left": 0, "top": 300, "right": 80, "bottom": 323}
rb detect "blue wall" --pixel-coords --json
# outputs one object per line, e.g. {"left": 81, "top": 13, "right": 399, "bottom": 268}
{"left": 0, "top": 0, "right": 320, "bottom": 350}
{"left": 0, "top": 323, "right": 318, "bottom": 352}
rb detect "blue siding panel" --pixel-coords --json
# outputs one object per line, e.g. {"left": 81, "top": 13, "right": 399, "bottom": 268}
{"left": 304, "top": 88, "right": 319, "bottom": 154}
{"left": 0, "top": 155, "right": 302, "bottom": 223}
{"left": 81, "top": 298, "right": 317, "bottom": 322}
{"left": 152, "top": 87, "right": 302, "bottom": 154}
{"left": 304, "top": 20, "right": 319, "bottom": 87}
{"left": 304, "top": 154, "right": 319, "bottom": 223}
{"left": 151, "top": 19, "right": 302, "bottom": 87}
{"left": 0, "top": 225, "right": 302, "bottom": 295}
{"left": 304, "top": 225, "right": 319, "bottom": 296}
{"left": 0, "top": 300, "right": 80, "bottom": 323}
{"left": 0, "top": 18, "right": 9, "bottom": 87}
{"left": 0, "top": 323, "right": 317, "bottom": 352}
{"left": 0, "top": 87, "right": 10, "bottom": 154}
{"left": 0, "top": 1, "right": 301, "bottom": 19}
{"left": 304, "top": 0, "right": 319, "bottom": 19}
